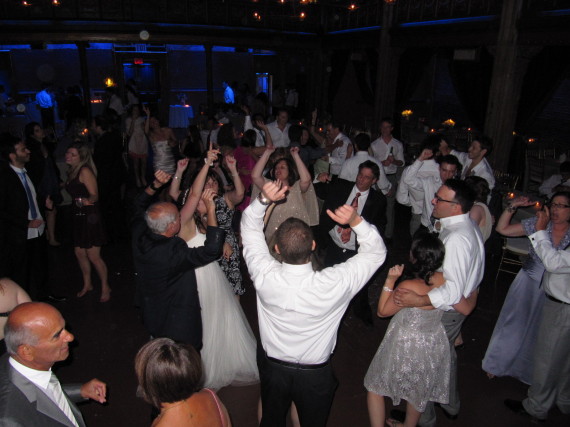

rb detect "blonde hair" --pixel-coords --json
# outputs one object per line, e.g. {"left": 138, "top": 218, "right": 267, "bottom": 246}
{"left": 67, "top": 142, "right": 97, "bottom": 180}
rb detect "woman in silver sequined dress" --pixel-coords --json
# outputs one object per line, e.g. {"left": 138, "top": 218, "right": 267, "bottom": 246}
{"left": 364, "top": 234, "right": 477, "bottom": 427}
{"left": 143, "top": 104, "right": 177, "bottom": 175}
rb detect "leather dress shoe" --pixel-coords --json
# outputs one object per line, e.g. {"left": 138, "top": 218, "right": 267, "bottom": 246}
{"left": 504, "top": 399, "right": 545, "bottom": 423}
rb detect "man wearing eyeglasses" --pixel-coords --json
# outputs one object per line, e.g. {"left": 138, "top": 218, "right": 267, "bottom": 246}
{"left": 401, "top": 152, "right": 462, "bottom": 235}
{"left": 392, "top": 179, "right": 485, "bottom": 426}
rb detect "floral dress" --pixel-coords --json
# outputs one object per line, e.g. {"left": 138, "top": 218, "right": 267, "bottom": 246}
{"left": 215, "top": 196, "right": 244, "bottom": 295}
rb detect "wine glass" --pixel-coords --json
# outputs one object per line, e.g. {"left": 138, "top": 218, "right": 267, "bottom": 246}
{"left": 75, "top": 197, "right": 85, "bottom": 216}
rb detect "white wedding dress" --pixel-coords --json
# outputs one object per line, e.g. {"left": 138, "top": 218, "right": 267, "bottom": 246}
{"left": 187, "top": 229, "right": 259, "bottom": 390}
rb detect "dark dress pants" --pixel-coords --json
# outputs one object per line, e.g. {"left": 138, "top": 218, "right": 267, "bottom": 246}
{"left": 257, "top": 346, "right": 338, "bottom": 427}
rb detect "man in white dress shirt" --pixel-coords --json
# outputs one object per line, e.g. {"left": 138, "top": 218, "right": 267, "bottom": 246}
{"left": 371, "top": 118, "right": 404, "bottom": 240}
{"left": 451, "top": 134, "right": 495, "bottom": 192}
{"left": 393, "top": 179, "right": 484, "bottom": 426}
{"left": 0, "top": 302, "right": 106, "bottom": 426}
{"left": 505, "top": 204, "right": 570, "bottom": 423}
{"left": 241, "top": 181, "right": 386, "bottom": 427}
{"left": 326, "top": 121, "right": 352, "bottom": 178}
{"left": 401, "top": 151, "right": 461, "bottom": 234}
{"left": 265, "top": 109, "right": 291, "bottom": 148}
{"left": 339, "top": 133, "right": 391, "bottom": 195}
{"left": 397, "top": 134, "right": 442, "bottom": 236}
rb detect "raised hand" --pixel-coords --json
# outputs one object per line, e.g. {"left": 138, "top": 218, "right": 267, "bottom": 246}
{"left": 418, "top": 148, "right": 433, "bottom": 162}
{"left": 311, "top": 108, "right": 317, "bottom": 124}
{"left": 225, "top": 154, "right": 237, "bottom": 172}
{"left": 510, "top": 196, "right": 534, "bottom": 208}
{"left": 255, "top": 119, "right": 267, "bottom": 129}
{"left": 326, "top": 204, "right": 359, "bottom": 227}
{"left": 535, "top": 205, "right": 549, "bottom": 231}
{"left": 205, "top": 142, "right": 221, "bottom": 166}
{"left": 176, "top": 158, "right": 189, "bottom": 173}
{"left": 241, "top": 104, "right": 250, "bottom": 115}
{"left": 290, "top": 146, "right": 300, "bottom": 156}
{"left": 142, "top": 104, "right": 150, "bottom": 116}
{"left": 261, "top": 180, "right": 288, "bottom": 203}
{"left": 387, "top": 264, "right": 404, "bottom": 281}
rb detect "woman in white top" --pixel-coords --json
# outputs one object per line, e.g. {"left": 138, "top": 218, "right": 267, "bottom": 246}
{"left": 465, "top": 176, "right": 493, "bottom": 242}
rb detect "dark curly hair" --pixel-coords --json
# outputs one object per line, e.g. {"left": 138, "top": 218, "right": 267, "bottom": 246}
{"left": 409, "top": 233, "right": 445, "bottom": 286}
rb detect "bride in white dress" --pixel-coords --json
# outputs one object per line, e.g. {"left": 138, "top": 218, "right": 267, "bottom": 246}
{"left": 178, "top": 148, "right": 259, "bottom": 390}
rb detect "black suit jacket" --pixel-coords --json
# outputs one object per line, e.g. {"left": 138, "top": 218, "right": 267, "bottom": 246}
{"left": 0, "top": 162, "right": 44, "bottom": 278}
{"left": 315, "top": 179, "right": 387, "bottom": 249}
{"left": 0, "top": 354, "right": 86, "bottom": 427}
{"left": 132, "top": 190, "right": 225, "bottom": 349}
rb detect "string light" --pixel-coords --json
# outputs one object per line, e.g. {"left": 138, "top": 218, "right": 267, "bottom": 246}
{"left": 22, "top": 1, "right": 31, "bottom": 6}
{"left": 348, "top": 3, "right": 358, "bottom": 11}
{"left": 52, "top": 0, "right": 60, "bottom": 5}
{"left": 300, "top": 11, "right": 306, "bottom": 20}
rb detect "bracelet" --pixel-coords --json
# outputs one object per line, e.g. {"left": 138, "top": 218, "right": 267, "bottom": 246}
{"left": 149, "top": 183, "right": 159, "bottom": 191}
{"left": 382, "top": 286, "right": 393, "bottom": 293}
{"left": 173, "top": 176, "right": 180, "bottom": 180}
{"left": 257, "top": 193, "right": 272, "bottom": 206}
{"left": 506, "top": 204, "right": 517, "bottom": 213}
{"left": 232, "top": 174, "right": 240, "bottom": 177}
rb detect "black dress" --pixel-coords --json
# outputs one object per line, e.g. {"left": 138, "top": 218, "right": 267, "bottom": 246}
{"left": 65, "top": 168, "right": 107, "bottom": 248}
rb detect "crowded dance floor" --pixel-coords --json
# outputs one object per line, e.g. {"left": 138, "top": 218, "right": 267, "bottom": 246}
{"left": 1, "top": 1, "right": 570, "bottom": 426}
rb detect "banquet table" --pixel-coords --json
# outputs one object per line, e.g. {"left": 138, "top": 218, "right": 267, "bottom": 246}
{"left": 168, "top": 105, "right": 194, "bottom": 128}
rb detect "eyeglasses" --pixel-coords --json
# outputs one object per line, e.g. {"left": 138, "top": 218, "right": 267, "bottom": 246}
{"left": 433, "top": 193, "right": 458, "bottom": 204}
{"left": 548, "top": 203, "right": 570, "bottom": 209}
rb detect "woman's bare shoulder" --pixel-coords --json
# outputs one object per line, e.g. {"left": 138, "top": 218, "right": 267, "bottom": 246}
{"left": 397, "top": 278, "right": 431, "bottom": 295}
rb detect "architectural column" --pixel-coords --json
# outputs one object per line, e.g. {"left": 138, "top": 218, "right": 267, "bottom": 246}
{"left": 205, "top": 44, "right": 214, "bottom": 114}
{"left": 373, "top": 2, "right": 399, "bottom": 132}
{"left": 76, "top": 42, "right": 91, "bottom": 124}
{"left": 484, "top": 0, "right": 524, "bottom": 171}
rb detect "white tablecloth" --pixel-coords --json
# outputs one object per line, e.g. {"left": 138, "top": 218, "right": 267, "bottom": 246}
{"left": 168, "top": 105, "right": 194, "bottom": 128}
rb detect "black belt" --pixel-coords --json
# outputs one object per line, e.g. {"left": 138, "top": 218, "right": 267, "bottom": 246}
{"left": 267, "top": 355, "right": 329, "bottom": 370}
{"left": 547, "top": 295, "right": 570, "bottom": 306}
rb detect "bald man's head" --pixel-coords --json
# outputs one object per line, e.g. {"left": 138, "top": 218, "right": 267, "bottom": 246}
{"left": 145, "top": 202, "right": 181, "bottom": 237}
{"left": 5, "top": 302, "right": 75, "bottom": 371}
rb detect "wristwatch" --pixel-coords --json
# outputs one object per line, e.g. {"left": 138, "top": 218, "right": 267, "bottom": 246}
{"left": 149, "top": 182, "right": 160, "bottom": 191}
{"left": 257, "top": 193, "right": 272, "bottom": 206}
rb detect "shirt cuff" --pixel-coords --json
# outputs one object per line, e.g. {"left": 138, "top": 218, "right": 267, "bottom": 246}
{"left": 529, "top": 230, "right": 549, "bottom": 244}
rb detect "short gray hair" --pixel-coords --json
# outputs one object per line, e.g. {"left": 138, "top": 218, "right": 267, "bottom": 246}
{"left": 4, "top": 321, "right": 39, "bottom": 355}
{"left": 145, "top": 203, "right": 177, "bottom": 234}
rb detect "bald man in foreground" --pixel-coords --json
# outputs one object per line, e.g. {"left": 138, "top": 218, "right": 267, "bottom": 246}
{"left": 0, "top": 302, "right": 106, "bottom": 426}
{"left": 132, "top": 170, "right": 224, "bottom": 350}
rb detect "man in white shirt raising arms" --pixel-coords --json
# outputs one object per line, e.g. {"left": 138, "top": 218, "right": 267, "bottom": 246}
{"left": 241, "top": 181, "right": 386, "bottom": 427}
{"left": 371, "top": 118, "right": 404, "bottom": 241}
{"left": 393, "top": 179, "right": 484, "bottom": 427}
{"left": 452, "top": 134, "right": 495, "bottom": 192}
